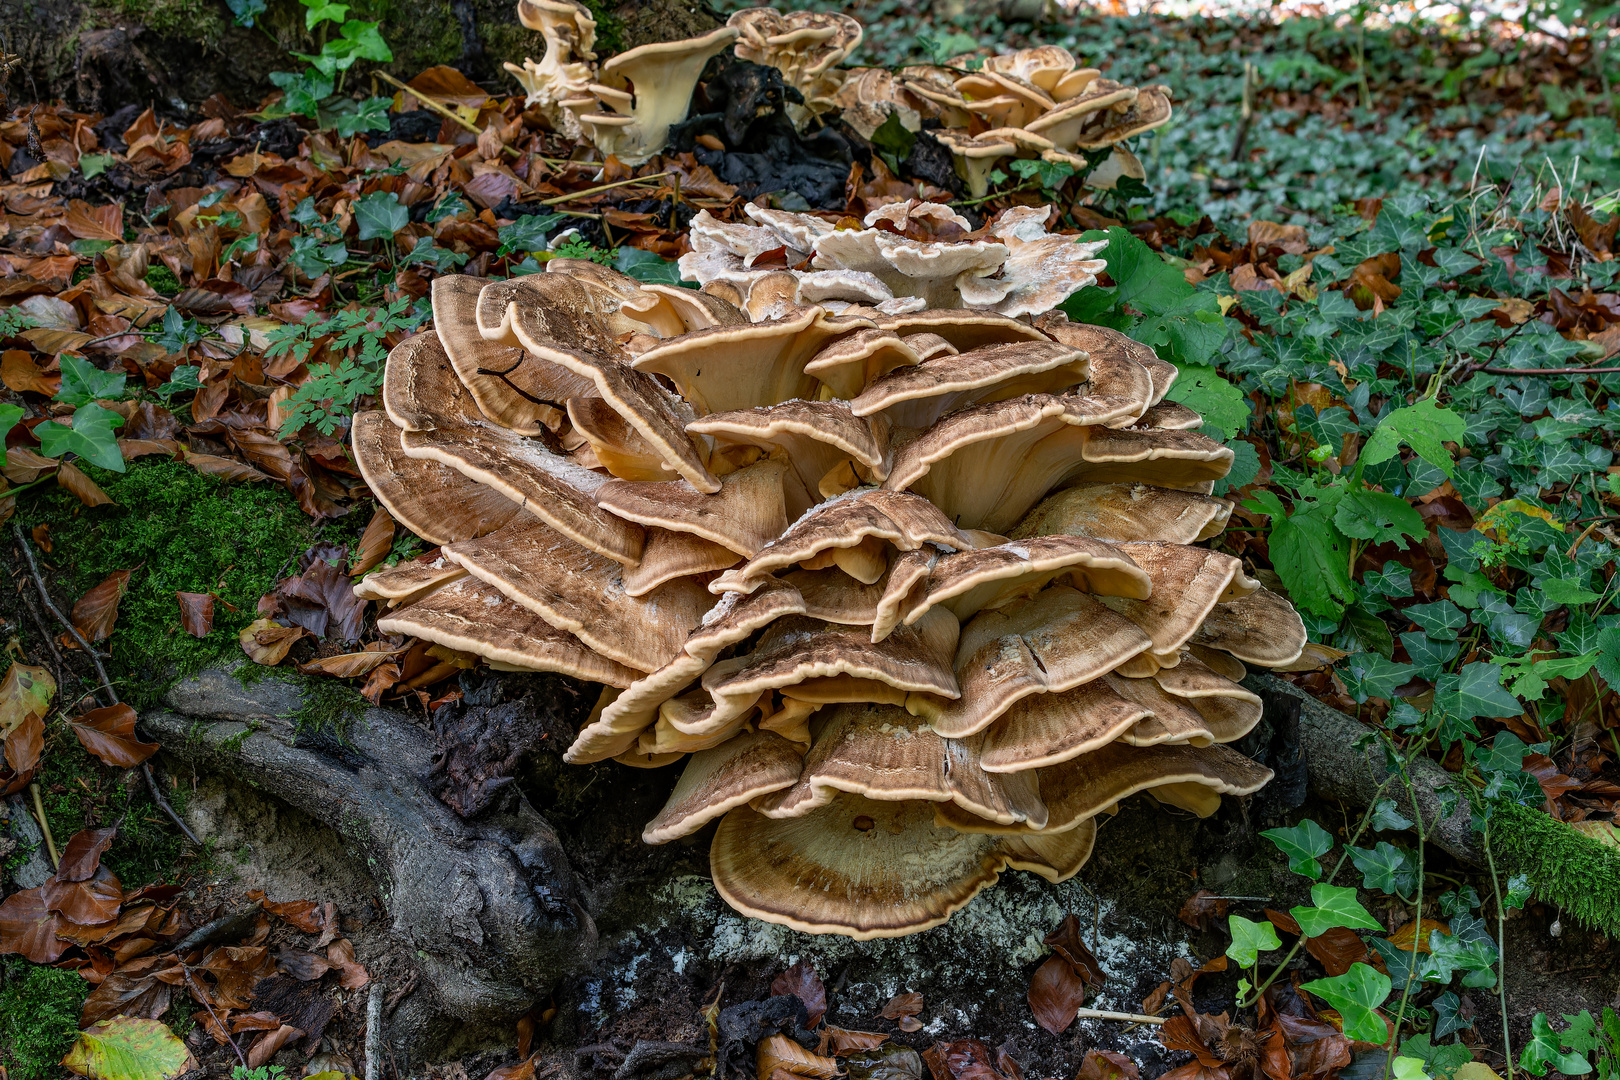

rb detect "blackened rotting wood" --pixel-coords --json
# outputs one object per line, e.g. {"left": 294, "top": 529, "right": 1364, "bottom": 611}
{"left": 714, "top": 995, "right": 817, "bottom": 1080}
{"left": 173, "top": 901, "right": 263, "bottom": 955}
{"left": 611, "top": 1040, "right": 709, "bottom": 1080}
{"left": 1235, "top": 681, "right": 1308, "bottom": 821}
{"left": 253, "top": 971, "right": 336, "bottom": 1053}
{"left": 428, "top": 672, "right": 586, "bottom": 818}
{"left": 903, "top": 128, "right": 965, "bottom": 197}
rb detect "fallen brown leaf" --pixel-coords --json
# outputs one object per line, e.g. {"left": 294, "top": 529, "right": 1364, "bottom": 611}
{"left": 772, "top": 959, "right": 827, "bottom": 1028}
{"left": 1178, "top": 890, "right": 1230, "bottom": 931}
{"left": 177, "top": 592, "right": 215, "bottom": 638}
{"left": 351, "top": 504, "right": 396, "bottom": 577}
{"left": 1, "top": 349, "right": 59, "bottom": 394}
{"left": 70, "top": 569, "right": 133, "bottom": 643}
{"left": 0, "top": 886, "right": 67, "bottom": 962}
{"left": 247, "top": 1024, "right": 304, "bottom": 1068}
{"left": 239, "top": 618, "right": 307, "bottom": 666}
{"left": 57, "top": 461, "right": 115, "bottom": 507}
{"left": 759, "top": 1033, "right": 839, "bottom": 1080}
{"left": 1028, "top": 953, "right": 1087, "bottom": 1034}
{"left": 1045, "top": 913, "right": 1106, "bottom": 985}
{"left": 879, "top": 991, "right": 923, "bottom": 1020}
{"left": 1077, "top": 1051, "right": 1140, "bottom": 1080}
{"left": 69, "top": 704, "right": 160, "bottom": 768}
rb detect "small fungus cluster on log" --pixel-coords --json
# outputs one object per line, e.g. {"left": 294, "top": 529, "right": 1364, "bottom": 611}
{"left": 350, "top": 190, "right": 1307, "bottom": 939}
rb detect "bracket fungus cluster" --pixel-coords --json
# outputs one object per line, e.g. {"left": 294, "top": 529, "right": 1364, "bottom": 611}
{"left": 505, "top": 0, "right": 739, "bottom": 165}
{"left": 353, "top": 207, "right": 1306, "bottom": 938}
{"left": 680, "top": 199, "right": 1108, "bottom": 319}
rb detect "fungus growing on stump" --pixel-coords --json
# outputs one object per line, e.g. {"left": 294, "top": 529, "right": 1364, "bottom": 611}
{"left": 352, "top": 206, "right": 1306, "bottom": 939}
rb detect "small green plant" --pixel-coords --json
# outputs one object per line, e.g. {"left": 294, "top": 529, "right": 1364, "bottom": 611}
{"left": 262, "top": 0, "right": 393, "bottom": 136}
{"left": 268, "top": 298, "right": 428, "bottom": 436}
{"left": 232, "top": 1065, "right": 290, "bottom": 1080}
{"left": 0, "top": 306, "right": 39, "bottom": 339}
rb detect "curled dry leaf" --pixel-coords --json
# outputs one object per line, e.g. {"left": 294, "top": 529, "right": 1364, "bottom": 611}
{"left": 245, "top": 888, "right": 327, "bottom": 933}
{"left": 360, "top": 662, "right": 402, "bottom": 704}
{"left": 1027, "top": 952, "right": 1087, "bottom": 1034}
{"left": 1386, "top": 917, "right": 1450, "bottom": 953}
{"left": 184, "top": 449, "right": 272, "bottom": 482}
{"left": 1044, "top": 914, "right": 1106, "bottom": 987}
{"left": 62, "top": 1016, "right": 198, "bottom": 1080}
{"left": 920, "top": 1039, "right": 1010, "bottom": 1080}
{"left": 843, "top": 1044, "right": 920, "bottom": 1080}
{"left": 70, "top": 569, "right": 134, "bottom": 644}
{"left": 1, "top": 711, "right": 44, "bottom": 795}
{"left": 44, "top": 863, "right": 123, "bottom": 925}
{"left": 239, "top": 618, "right": 308, "bottom": 666}
{"left": 1, "top": 662, "right": 54, "bottom": 735}
{"left": 246, "top": 1024, "right": 304, "bottom": 1069}
{"left": 69, "top": 704, "right": 160, "bottom": 768}
{"left": 326, "top": 936, "right": 370, "bottom": 989}
{"left": 484, "top": 1056, "right": 538, "bottom": 1080}
{"left": 79, "top": 954, "right": 182, "bottom": 1028}
{"left": 276, "top": 946, "right": 334, "bottom": 981}
{"left": 58, "top": 461, "right": 115, "bottom": 507}
{"left": 352, "top": 504, "right": 397, "bottom": 578}
{"left": 758, "top": 1034, "right": 840, "bottom": 1080}
{"left": 771, "top": 960, "right": 827, "bottom": 1028}
{"left": 55, "top": 827, "right": 117, "bottom": 881}
{"left": 824, "top": 1028, "right": 889, "bottom": 1055}
{"left": 879, "top": 992, "right": 923, "bottom": 1020}
{"left": 296, "top": 648, "right": 404, "bottom": 679}
{"left": 177, "top": 592, "right": 215, "bottom": 638}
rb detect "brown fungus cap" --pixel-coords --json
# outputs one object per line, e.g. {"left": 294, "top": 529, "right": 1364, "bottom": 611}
{"left": 800, "top": 327, "right": 929, "bottom": 400}
{"left": 430, "top": 276, "right": 591, "bottom": 435}
{"left": 377, "top": 577, "right": 641, "bottom": 688}
{"left": 643, "top": 730, "right": 806, "bottom": 845}
{"left": 1189, "top": 587, "right": 1308, "bottom": 667}
{"left": 687, "top": 401, "right": 891, "bottom": 501}
{"left": 915, "top": 585, "right": 1153, "bottom": 738}
{"left": 631, "top": 307, "right": 875, "bottom": 415}
{"left": 476, "top": 273, "right": 718, "bottom": 492}
{"left": 353, "top": 552, "right": 468, "bottom": 607}
{"left": 441, "top": 517, "right": 711, "bottom": 674}
{"left": 1011, "top": 483, "right": 1233, "bottom": 545}
{"left": 711, "top": 489, "right": 976, "bottom": 595}
{"left": 848, "top": 340, "right": 1091, "bottom": 429}
{"left": 596, "top": 458, "right": 793, "bottom": 557}
{"left": 938, "top": 742, "right": 1272, "bottom": 836}
{"left": 875, "top": 310, "right": 1049, "bottom": 351}
{"left": 1100, "top": 542, "right": 1258, "bottom": 662}
{"left": 978, "top": 676, "right": 1152, "bottom": 773}
{"left": 350, "top": 410, "right": 522, "bottom": 546}
{"left": 711, "top": 792, "right": 1094, "bottom": 939}
{"left": 1135, "top": 401, "right": 1204, "bottom": 431}
{"left": 622, "top": 529, "right": 741, "bottom": 598}
{"left": 382, "top": 330, "right": 647, "bottom": 566}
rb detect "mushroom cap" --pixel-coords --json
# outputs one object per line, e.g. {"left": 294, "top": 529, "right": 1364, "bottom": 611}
{"left": 1011, "top": 483, "right": 1233, "bottom": 545}
{"left": 1190, "top": 587, "right": 1308, "bottom": 668}
{"left": 729, "top": 8, "right": 863, "bottom": 79}
{"left": 895, "top": 534, "right": 1152, "bottom": 630}
{"left": 643, "top": 730, "right": 806, "bottom": 844}
{"left": 441, "top": 517, "right": 711, "bottom": 673}
{"left": 596, "top": 458, "right": 793, "bottom": 557}
{"left": 811, "top": 227, "right": 1009, "bottom": 310}
{"left": 742, "top": 203, "right": 840, "bottom": 252}
{"left": 914, "top": 584, "right": 1153, "bottom": 738}
{"left": 711, "top": 792, "right": 1094, "bottom": 939}
{"left": 567, "top": 396, "right": 681, "bottom": 482}
{"left": 978, "top": 675, "right": 1152, "bottom": 773}
{"left": 622, "top": 528, "right": 741, "bottom": 598}
{"left": 476, "top": 273, "right": 719, "bottom": 492}
{"left": 631, "top": 307, "right": 873, "bottom": 415}
{"left": 430, "top": 276, "right": 591, "bottom": 435}
{"left": 801, "top": 327, "right": 927, "bottom": 400}
{"left": 382, "top": 331, "right": 648, "bottom": 566}
{"left": 955, "top": 70, "right": 1056, "bottom": 129}
{"left": 688, "top": 400, "right": 891, "bottom": 497}
{"left": 584, "top": 26, "right": 741, "bottom": 166}
{"left": 1188, "top": 643, "right": 1248, "bottom": 682}
{"left": 1099, "top": 542, "right": 1258, "bottom": 662}
{"left": 377, "top": 576, "right": 641, "bottom": 687}
{"left": 1106, "top": 672, "right": 1218, "bottom": 746}
{"left": 754, "top": 699, "right": 1042, "bottom": 827}
{"left": 711, "top": 489, "right": 976, "bottom": 595}
{"left": 849, "top": 339, "right": 1090, "bottom": 428}
{"left": 937, "top": 742, "right": 1272, "bottom": 835}
{"left": 1074, "top": 85, "right": 1174, "bottom": 149}
{"left": 1023, "top": 80, "right": 1139, "bottom": 149}
{"left": 351, "top": 410, "right": 522, "bottom": 546}
{"left": 875, "top": 309, "right": 1050, "bottom": 351}
{"left": 353, "top": 552, "right": 468, "bottom": 606}
{"left": 690, "top": 209, "right": 804, "bottom": 265}
{"left": 955, "top": 227, "right": 1108, "bottom": 319}
{"left": 982, "top": 45, "right": 1079, "bottom": 93}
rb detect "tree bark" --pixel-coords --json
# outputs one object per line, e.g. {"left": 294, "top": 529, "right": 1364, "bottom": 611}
{"left": 141, "top": 668, "right": 596, "bottom": 1061}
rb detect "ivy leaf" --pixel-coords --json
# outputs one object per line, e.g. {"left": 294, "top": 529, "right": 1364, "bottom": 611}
{"left": 1540, "top": 576, "right": 1603, "bottom": 606}
{"left": 1348, "top": 841, "right": 1416, "bottom": 898}
{"left": 1261, "top": 818, "right": 1334, "bottom": 879}
{"left": 1520, "top": 1015, "right": 1594, "bottom": 1076}
{"left": 1595, "top": 629, "right": 1620, "bottom": 689}
{"left": 353, "top": 191, "right": 409, "bottom": 241}
{"left": 1361, "top": 398, "right": 1467, "bottom": 477}
{"left": 1364, "top": 562, "right": 1414, "bottom": 598}
{"left": 333, "top": 96, "right": 392, "bottom": 138}
{"left": 1392, "top": 1059, "right": 1431, "bottom": 1080}
{"left": 1503, "top": 873, "right": 1533, "bottom": 911}
{"left": 1291, "top": 883, "right": 1382, "bottom": 936}
{"left": 1226, "top": 914, "right": 1282, "bottom": 967}
{"left": 1167, "top": 364, "right": 1250, "bottom": 440}
{"left": 616, "top": 246, "right": 690, "bottom": 287}
{"left": 497, "top": 213, "right": 565, "bottom": 256}
{"left": 1405, "top": 600, "right": 1468, "bottom": 641}
{"left": 1335, "top": 489, "right": 1426, "bottom": 545}
{"left": 1446, "top": 662, "right": 1524, "bottom": 720}
{"left": 870, "top": 111, "right": 918, "bottom": 175}
{"left": 1431, "top": 992, "right": 1469, "bottom": 1039}
{"left": 303, "top": 0, "right": 349, "bottom": 28}
{"left": 1369, "top": 799, "right": 1414, "bottom": 833}
{"left": 1300, "top": 964, "right": 1393, "bottom": 1044}
{"left": 54, "top": 354, "right": 127, "bottom": 407}
{"left": 1342, "top": 653, "right": 1413, "bottom": 703}
{"left": 35, "top": 404, "right": 126, "bottom": 472}
{"left": 0, "top": 403, "right": 23, "bottom": 466}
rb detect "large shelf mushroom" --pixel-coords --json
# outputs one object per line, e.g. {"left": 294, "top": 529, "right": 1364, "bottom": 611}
{"left": 352, "top": 200, "right": 1306, "bottom": 939}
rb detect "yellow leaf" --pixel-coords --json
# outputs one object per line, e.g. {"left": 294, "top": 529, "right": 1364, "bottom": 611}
{"left": 1216, "top": 295, "right": 1239, "bottom": 315}
{"left": 1476, "top": 498, "right": 1564, "bottom": 538}
{"left": 62, "top": 1018, "right": 197, "bottom": 1080}
{"left": 756, "top": 1035, "right": 839, "bottom": 1080}
{"left": 0, "top": 663, "right": 55, "bottom": 738}
{"left": 1386, "top": 917, "right": 1451, "bottom": 953}
{"left": 1454, "top": 1064, "right": 1505, "bottom": 1080}
{"left": 1570, "top": 820, "right": 1620, "bottom": 850}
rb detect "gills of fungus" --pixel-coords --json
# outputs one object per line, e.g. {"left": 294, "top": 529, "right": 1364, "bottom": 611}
{"left": 352, "top": 203, "right": 1307, "bottom": 938}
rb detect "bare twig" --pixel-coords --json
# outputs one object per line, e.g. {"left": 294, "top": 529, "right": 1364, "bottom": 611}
{"left": 12, "top": 523, "right": 116, "bottom": 707}
{"left": 365, "top": 980, "right": 386, "bottom": 1080}
{"left": 1477, "top": 364, "right": 1620, "bottom": 376}
{"left": 1074, "top": 1007, "right": 1166, "bottom": 1025}
{"left": 372, "top": 71, "right": 520, "bottom": 159}
{"left": 535, "top": 170, "right": 672, "bottom": 206}
{"left": 143, "top": 763, "right": 202, "bottom": 847}
{"left": 186, "top": 969, "right": 248, "bottom": 1069}
{"left": 29, "top": 782, "right": 59, "bottom": 867}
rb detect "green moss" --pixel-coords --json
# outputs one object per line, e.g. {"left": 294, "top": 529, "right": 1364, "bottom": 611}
{"left": 110, "top": 0, "right": 226, "bottom": 42}
{"left": 17, "top": 459, "right": 320, "bottom": 710}
{"left": 292, "top": 675, "right": 367, "bottom": 740}
{"left": 1493, "top": 800, "right": 1620, "bottom": 939}
{"left": 144, "top": 265, "right": 180, "bottom": 296}
{"left": 576, "top": 0, "right": 623, "bottom": 54}
{"left": 0, "top": 962, "right": 86, "bottom": 1080}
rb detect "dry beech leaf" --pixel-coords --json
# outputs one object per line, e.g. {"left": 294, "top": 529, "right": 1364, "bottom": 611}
{"left": 2, "top": 349, "right": 59, "bottom": 394}
{"left": 1044, "top": 914, "right": 1106, "bottom": 986}
{"left": 238, "top": 618, "right": 307, "bottom": 666}
{"left": 177, "top": 592, "right": 215, "bottom": 638}
{"left": 0, "top": 886, "right": 67, "bottom": 962}
{"left": 2, "top": 446, "right": 60, "bottom": 484}
{"left": 69, "top": 704, "right": 160, "bottom": 768}
{"left": 327, "top": 936, "right": 370, "bottom": 989}
{"left": 1178, "top": 890, "right": 1230, "bottom": 931}
{"left": 56, "top": 827, "right": 117, "bottom": 881}
{"left": 58, "top": 461, "right": 115, "bottom": 508}
{"left": 1303, "top": 925, "right": 1368, "bottom": 977}
{"left": 1027, "top": 953, "right": 1087, "bottom": 1034}
{"left": 823, "top": 1028, "right": 888, "bottom": 1055}
{"left": 44, "top": 863, "right": 123, "bottom": 925}
{"left": 1, "top": 712, "right": 45, "bottom": 795}
{"left": 485, "top": 1057, "right": 538, "bottom": 1080}
{"left": 351, "top": 504, "right": 397, "bottom": 578}
{"left": 1077, "top": 1053, "right": 1139, "bottom": 1080}
{"left": 758, "top": 1034, "right": 839, "bottom": 1080}
{"left": 1386, "top": 917, "right": 1450, "bottom": 953}
{"left": 879, "top": 992, "right": 923, "bottom": 1020}
{"left": 246, "top": 1025, "right": 303, "bottom": 1069}
{"left": 245, "top": 888, "right": 326, "bottom": 933}
{"left": 1, "top": 662, "right": 55, "bottom": 737}
{"left": 297, "top": 649, "right": 403, "bottom": 679}
{"left": 71, "top": 569, "right": 133, "bottom": 643}
{"left": 360, "top": 662, "right": 402, "bottom": 703}
{"left": 183, "top": 449, "right": 271, "bottom": 483}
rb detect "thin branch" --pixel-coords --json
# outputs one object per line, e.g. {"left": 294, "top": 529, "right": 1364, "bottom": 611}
{"left": 1074, "top": 1007, "right": 1166, "bottom": 1024}
{"left": 186, "top": 969, "right": 248, "bottom": 1069}
{"left": 29, "top": 782, "right": 59, "bottom": 867}
{"left": 372, "top": 70, "right": 519, "bottom": 159}
{"left": 1476, "top": 364, "right": 1620, "bottom": 376}
{"left": 143, "top": 763, "right": 202, "bottom": 847}
{"left": 13, "top": 523, "right": 116, "bottom": 708}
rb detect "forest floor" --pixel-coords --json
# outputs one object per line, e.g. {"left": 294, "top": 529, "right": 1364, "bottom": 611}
{"left": 2, "top": 4, "right": 1619, "bottom": 1080}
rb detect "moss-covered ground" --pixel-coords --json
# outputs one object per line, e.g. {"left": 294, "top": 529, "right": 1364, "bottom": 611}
{"left": 0, "top": 962, "right": 85, "bottom": 1080}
